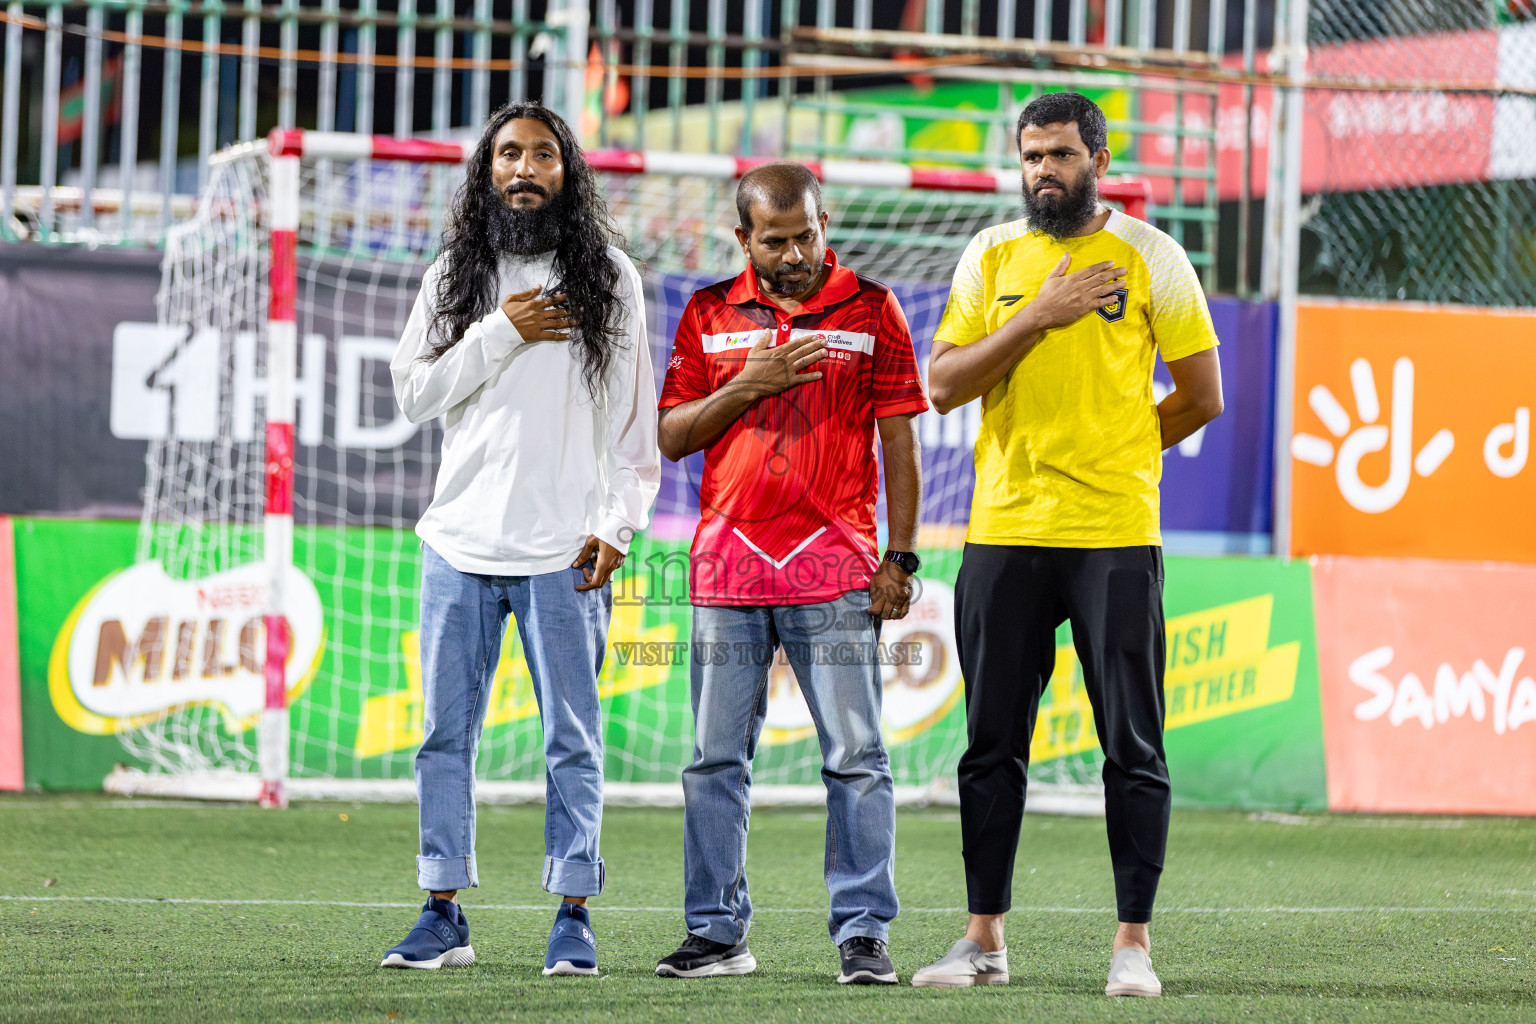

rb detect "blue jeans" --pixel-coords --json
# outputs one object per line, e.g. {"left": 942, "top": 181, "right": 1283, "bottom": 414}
{"left": 415, "top": 543, "right": 610, "bottom": 896}
{"left": 682, "top": 590, "right": 899, "bottom": 947}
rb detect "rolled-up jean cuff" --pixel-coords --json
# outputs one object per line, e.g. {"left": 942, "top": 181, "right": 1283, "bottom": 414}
{"left": 543, "top": 855, "right": 604, "bottom": 898}
{"left": 832, "top": 922, "right": 891, "bottom": 946}
{"left": 417, "top": 854, "right": 477, "bottom": 892}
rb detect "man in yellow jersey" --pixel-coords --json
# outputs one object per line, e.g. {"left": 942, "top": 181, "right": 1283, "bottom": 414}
{"left": 911, "top": 92, "right": 1224, "bottom": 997}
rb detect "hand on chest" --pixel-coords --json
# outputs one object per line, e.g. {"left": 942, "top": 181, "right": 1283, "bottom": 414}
{"left": 709, "top": 326, "right": 873, "bottom": 390}
{"left": 990, "top": 257, "right": 1148, "bottom": 340}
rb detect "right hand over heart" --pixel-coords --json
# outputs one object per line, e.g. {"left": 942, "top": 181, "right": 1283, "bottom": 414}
{"left": 1027, "top": 254, "right": 1128, "bottom": 330}
{"left": 500, "top": 286, "right": 577, "bottom": 341}
{"left": 728, "top": 331, "right": 828, "bottom": 397}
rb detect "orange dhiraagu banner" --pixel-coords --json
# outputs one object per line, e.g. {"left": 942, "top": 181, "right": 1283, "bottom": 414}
{"left": 1290, "top": 300, "right": 1536, "bottom": 563}
{"left": 1313, "top": 556, "right": 1536, "bottom": 815}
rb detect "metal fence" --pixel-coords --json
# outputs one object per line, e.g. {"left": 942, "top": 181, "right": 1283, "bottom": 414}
{"left": 7, "top": 1, "right": 1535, "bottom": 306}
{"left": 1, "top": 0, "right": 589, "bottom": 242}
{"left": 2, "top": 0, "right": 1253, "bottom": 286}
{"left": 1297, "top": 0, "right": 1536, "bottom": 306}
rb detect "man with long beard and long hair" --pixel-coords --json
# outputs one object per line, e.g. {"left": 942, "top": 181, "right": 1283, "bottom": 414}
{"left": 384, "top": 103, "right": 659, "bottom": 976}
{"left": 914, "top": 92, "right": 1224, "bottom": 996}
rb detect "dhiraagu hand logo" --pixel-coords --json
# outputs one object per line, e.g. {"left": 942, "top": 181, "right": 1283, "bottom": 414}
{"left": 48, "top": 561, "right": 325, "bottom": 734}
{"left": 1290, "top": 357, "right": 1455, "bottom": 513}
{"left": 1032, "top": 595, "right": 1302, "bottom": 762}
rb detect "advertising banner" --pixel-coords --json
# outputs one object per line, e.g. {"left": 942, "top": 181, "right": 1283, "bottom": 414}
{"left": 1155, "top": 299, "right": 1275, "bottom": 545}
{"left": 1289, "top": 299, "right": 1536, "bottom": 563}
{"left": 0, "top": 517, "right": 21, "bottom": 790}
{"left": 0, "top": 244, "right": 436, "bottom": 523}
{"left": 1139, "top": 26, "right": 1532, "bottom": 202}
{"left": 17, "top": 516, "right": 1322, "bottom": 809}
{"left": 1313, "top": 556, "right": 1536, "bottom": 815}
{"left": 7, "top": 246, "right": 1276, "bottom": 555}
{"left": 1029, "top": 555, "right": 1325, "bottom": 811}
{"left": 0, "top": 244, "right": 163, "bottom": 517}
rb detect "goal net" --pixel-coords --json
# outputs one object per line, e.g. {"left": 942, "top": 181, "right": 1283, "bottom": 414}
{"left": 117, "top": 131, "right": 1147, "bottom": 808}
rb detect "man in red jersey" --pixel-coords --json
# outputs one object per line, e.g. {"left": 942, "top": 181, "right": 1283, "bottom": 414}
{"left": 651, "top": 163, "right": 928, "bottom": 986}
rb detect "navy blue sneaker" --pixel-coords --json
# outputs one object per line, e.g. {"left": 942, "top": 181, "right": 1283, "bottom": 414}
{"left": 381, "top": 897, "right": 475, "bottom": 969}
{"left": 543, "top": 902, "right": 599, "bottom": 976}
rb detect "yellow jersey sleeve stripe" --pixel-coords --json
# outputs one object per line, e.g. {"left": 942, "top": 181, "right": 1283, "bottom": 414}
{"left": 1106, "top": 211, "right": 1220, "bottom": 363}
{"left": 934, "top": 218, "right": 1033, "bottom": 347}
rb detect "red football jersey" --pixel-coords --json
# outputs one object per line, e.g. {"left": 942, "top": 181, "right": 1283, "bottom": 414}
{"left": 659, "top": 249, "right": 929, "bottom": 606}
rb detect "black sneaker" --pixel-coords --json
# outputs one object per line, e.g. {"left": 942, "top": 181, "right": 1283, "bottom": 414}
{"left": 655, "top": 933, "right": 757, "bottom": 978}
{"left": 838, "top": 936, "right": 897, "bottom": 985}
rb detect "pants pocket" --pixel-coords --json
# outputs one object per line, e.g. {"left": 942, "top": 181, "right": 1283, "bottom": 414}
{"left": 1106, "top": 567, "right": 1155, "bottom": 653}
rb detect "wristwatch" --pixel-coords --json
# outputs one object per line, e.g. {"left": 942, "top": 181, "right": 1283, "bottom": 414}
{"left": 883, "top": 550, "right": 921, "bottom": 575}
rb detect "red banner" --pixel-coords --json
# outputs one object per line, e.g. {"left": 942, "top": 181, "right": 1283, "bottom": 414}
{"left": 1314, "top": 556, "right": 1536, "bottom": 815}
{"left": 1138, "top": 30, "right": 1499, "bottom": 203}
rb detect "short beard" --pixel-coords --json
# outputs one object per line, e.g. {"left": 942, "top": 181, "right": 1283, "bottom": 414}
{"left": 485, "top": 183, "right": 566, "bottom": 256}
{"left": 1021, "top": 170, "right": 1101, "bottom": 240}
{"left": 750, "top": 251, "right": 822, "bottom": 297}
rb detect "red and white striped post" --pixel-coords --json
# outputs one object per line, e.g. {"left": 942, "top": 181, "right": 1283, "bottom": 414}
{"left": 582, "top": 150, "right": 1152, "bottom": 220}
{"left": 259, "top": 136, "right": 300, "bottom": 810}
{"left": 264, "top": 129, "right": 1152, "bottom": 220}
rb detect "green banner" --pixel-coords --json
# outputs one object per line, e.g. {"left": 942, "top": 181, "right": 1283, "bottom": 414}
{"left": 833, "top": 79, "right": 1134, "bottom": 166}
{"left": 1156, "top": 557, "right": 1324, "bottom": 809}
{"left": 15, "top": 517, "right": 1324, "bottom": 809}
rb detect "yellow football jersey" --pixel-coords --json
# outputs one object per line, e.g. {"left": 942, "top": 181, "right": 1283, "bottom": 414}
{"left": 935, "top": 209, "right": 1219, "bottom": 547}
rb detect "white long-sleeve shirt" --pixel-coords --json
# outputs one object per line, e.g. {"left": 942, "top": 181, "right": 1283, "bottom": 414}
{"left": 391, "top": 247, "right": 660, "bottom": 576}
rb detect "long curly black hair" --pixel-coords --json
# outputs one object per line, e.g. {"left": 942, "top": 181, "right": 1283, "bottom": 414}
{"left": 425, "top": 102, "right": 627, "bottom": 400}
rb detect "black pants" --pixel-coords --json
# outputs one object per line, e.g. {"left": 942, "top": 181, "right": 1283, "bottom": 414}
{"left": 954, "top": 543, "right": 1170, "bottom": 924}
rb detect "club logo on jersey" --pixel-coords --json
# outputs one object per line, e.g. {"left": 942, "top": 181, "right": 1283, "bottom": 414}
{"left": 1096, "top": 288, "right": 1129, "bottom": 323}
{"left": 700, "top": 329, "right": 770, "bottom": 353}
{"left": 668, "top": 354, "right": 685, "bottom": 371}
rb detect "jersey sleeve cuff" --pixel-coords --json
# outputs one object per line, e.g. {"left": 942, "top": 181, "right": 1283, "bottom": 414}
{"left": 1159, "top": 335, "right": 1220, "bottom": 362}
{"left": 874, "top": 397, "right": 932, "bottom": 418}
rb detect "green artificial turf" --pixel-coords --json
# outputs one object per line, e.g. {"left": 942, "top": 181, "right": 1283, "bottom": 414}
{"left": 1, "top": 796, "right": 1532, "bottom": 1022}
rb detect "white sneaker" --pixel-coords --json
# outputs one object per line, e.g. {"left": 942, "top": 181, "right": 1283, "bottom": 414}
{"left": 910, "top": 939, "right": 1009, "bottom": 987}
{"left": 1105, "top": 947, "right": 1161, "bottom": 997}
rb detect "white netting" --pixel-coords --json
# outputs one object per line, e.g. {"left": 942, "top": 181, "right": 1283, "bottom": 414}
{"left": 130, "top": 144, "right": 1104, "bottom": 798}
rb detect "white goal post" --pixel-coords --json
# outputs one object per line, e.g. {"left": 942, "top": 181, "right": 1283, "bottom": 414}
{"left": 117, "top": 129, "right": 1128, "bottom": 816}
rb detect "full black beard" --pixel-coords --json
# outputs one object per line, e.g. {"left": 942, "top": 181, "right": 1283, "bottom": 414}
{"left": 485, "top": 183, "right": 567, "bottom": 256}
{"left": 1021, "top": 170, "right": 1101, "bottom": 239}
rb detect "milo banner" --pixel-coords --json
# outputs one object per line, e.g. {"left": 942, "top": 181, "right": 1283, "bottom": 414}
{"left": 15, "top": 516, "right": 1323, "bottom": 809}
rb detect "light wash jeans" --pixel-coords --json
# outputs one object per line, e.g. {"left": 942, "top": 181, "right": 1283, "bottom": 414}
{"left": 682, "top": 590, "right": 899, "bottom": 947}
{"left": 415, "top": 543, "right": 609, "bottom": 896}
